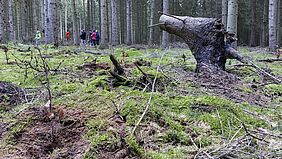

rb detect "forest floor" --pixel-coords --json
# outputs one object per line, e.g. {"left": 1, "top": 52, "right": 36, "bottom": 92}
{"left": 0, "top": 44, "right": 281, "bottom": 159}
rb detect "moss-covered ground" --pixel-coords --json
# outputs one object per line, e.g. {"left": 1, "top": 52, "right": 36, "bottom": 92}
{"left": 0, "top": 44, "right": 281, "bottom": 158}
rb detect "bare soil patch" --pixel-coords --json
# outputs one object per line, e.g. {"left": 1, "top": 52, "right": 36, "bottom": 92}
{"left": 2, "top": 105, "right": 90, "bottom": 159}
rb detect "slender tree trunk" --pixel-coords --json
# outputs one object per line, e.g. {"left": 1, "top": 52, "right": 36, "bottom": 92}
{"left": 222, "top": 0, "right": 228, "bottom": 28}
{"left": 227, "top": 0, "right": 238, "bottom": 48}
{"left": 149, "top": 0, "right": 155, "bottom": 46}
{"left": 249, "top": 0, "right": 257, "bottom": 46}
{"left": 41, "top": 0, "right": 45, "bottom": 32}
{"left": 8, "top": 0, "right": 15, "bottom": 41}
{"left": 32, "top": 0, "right": 38, "bottom": 32}
{"left": 45, "top": 0, "right": 56, "bottom": 43}
{"left": 162, "top": 0, "right": 170, "bottom": 48}
{"left": 87, "top": 0, "right": 90, "bottom": 32}
{"left": 0, "top": 0, "right": 4, "bottom": 43}
{"left": 261, "top": 0, "right": 268, "bottom": 47}
{"left": 119, "top": 0, "right": 125, "bottom": 43}
{"left": 72, "top": 0, "right": 79, "bottom": 44}
{"left": 65, "top": 0, "right": 68, "bottom": 34}
{"left": 100, "top": 0, "right": 109, "bottom": 48}
{"left": 83, "top": 0, "right": 86, "bottom": 30}
{"left": 111, "top": 0, "right": 119, "bottom": 45}
{"left": 277, "top": 0, "right": 281, "bottom": 44}
{"left": 269, "top": 0, "right": 278, "bottom": 51}
{"left": 126, "top": 0, "right": 132, "bottom": 45}
{"left": 107, "top": 0, "right": 111, "bottom": 44}
{"left": 16, "top": 0, "right": 21, "bottom": 41}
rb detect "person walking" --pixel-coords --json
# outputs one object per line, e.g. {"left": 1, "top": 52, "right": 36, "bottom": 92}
{"left": 95, "top": 30, "right": 100, "bottom": 46}
{"left": 35, "top": 30, "right": 41, "bottom": 46}
{"left": 66, "top": 30, "right": 71, "bottom": 42}
{"left": 80, "top": 30, "right": 86, "bottom": 48}
{"left": 89, "top": 30, "right": 93, "bottom": 46}
{"left": 91, "top": 30, "right": 97, "bottom": 47}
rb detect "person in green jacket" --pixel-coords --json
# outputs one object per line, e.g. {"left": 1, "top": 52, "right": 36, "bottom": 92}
{"left": 35, "top": 30, "right": 41, "bottom": 46}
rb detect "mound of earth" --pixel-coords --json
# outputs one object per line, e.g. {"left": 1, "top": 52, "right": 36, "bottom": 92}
{"left": 2, "top": 106, "right": 90, "bottom": 159}
{"left": 0, "top": 81, "right": 25, "bottom": 106}
{"left": 162, "top": 66, "right": 271, "bottom": 106}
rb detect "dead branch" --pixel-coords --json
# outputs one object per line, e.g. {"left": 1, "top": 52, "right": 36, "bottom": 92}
{"left": 0, "top": 45, "right": 9, "bottom": 64}
{"left": 17, "top": 47, "right": 31, "bottom": 52}
{"left": 134, "top": 62, "right": 148, "bottom": 78}
{"left": 246, "top": 59, "right": 282, "bottom": 84}
{"left": 131, "top": 50, "right": 167, "bottom": 135}
{"left": 148, "top": 23, "right": 165, "bottom": 28}
{"left": 110, "top": 54, "right": 124, "bottom": 75}
{"left": 257, "top": 58, "right": 282, "bottom": 62}
{"left": 109, "top": 71, "right": 128, "bottom": 82}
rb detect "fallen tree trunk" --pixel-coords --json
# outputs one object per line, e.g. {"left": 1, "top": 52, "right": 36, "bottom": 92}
{"left": 159, "top": 14, "right": 244, "bottom": 72}
{"left": 257, "top": 58, "right": 282, "bottom": 63}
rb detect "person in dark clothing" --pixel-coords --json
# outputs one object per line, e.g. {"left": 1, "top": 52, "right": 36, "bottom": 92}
{"left": 80, "top": 30, "right": 86, "bottom": 46}
{"left": 95, "top": 30, "right": 100, "bottom": 46}
{"left": 89, "top": 30, "right": 93, "bottom": 46}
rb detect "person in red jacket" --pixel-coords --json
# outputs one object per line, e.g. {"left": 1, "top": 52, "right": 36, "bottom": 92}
{"left": 91, "top": 30, "right": 97, "bottom": 47}
{"left": 66, "top": 30, "right": 70, "bottom": 42}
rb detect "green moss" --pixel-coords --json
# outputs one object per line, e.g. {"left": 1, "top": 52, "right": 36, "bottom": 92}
{"left": 161, "top": 130, "right": 191, "bottom": 145}
{"left": 57, "top": 83, "right": 82, "bottom": 94}
{"left": 239, "top": 86, "right": 253, "bottom": 93}
{"left": 264, "top": 84, "right": 282, "bottom": 96}
{"left": 85, "top": 76, "right": 110, "bottom": 92}
{"left": 126, "top": 136, "right": 144, "bottom": 156}
{"left": 147, "top": 148, "right": 187, "bottom": 159}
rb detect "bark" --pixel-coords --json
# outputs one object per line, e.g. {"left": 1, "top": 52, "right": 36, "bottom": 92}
{"left": 261, "top": 0, "right": 268, "bottom": 47}
{"left": 111, "top": 0, "right": 119, "bottom": 45}
{"left": 277, "top": 0, "right": 281, "bottom": 44}
{"left": 100, "top": 0, "right": 109, "bottom": 49}
{"left": 72, "top": 0, "right": 79, "bottom": 44}
{"left": 249, "top": 0, "right": 257, "bottom": 46}
{"left": 0, "top": 0, "right": 4, "bottom": 43}
{"left": 126, "top": 0, "right": 132, "bottom": 45}
{"left": 87, "top": 0, "right": 90, "bottom": 32}
{"left": 159, "top": 15, "right": 244, "bottom": 72}
{"left": 227, "top": 0, "right": 238, "bottom": 35}
{"left": 41, "top": 0, "right": 45, "bottom": 32}
{"left": 162, "top": 0, "right": 170, "bottom": 48}
{"left": 222, "top": 0, "right": 228, "bottom": 28}
{"left": 32, "top": 0, "right": 38, "bottom": 32}
{"left": 269, "top": 0, "right": 278, "bottom": 51}
{"left": 8, "top": 0, "right": 15, "bottom": 41}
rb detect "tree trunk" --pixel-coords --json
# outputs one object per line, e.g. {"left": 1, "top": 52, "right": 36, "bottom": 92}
{"left": 72, "top": 0, "right": 79, "bottom": 45}
{"left": 227, "top": 0, "right": 238, "bottom": 45}
{"left": 100, "top": 0, "right": 109, "bottom": 49}
{"left": 111, "top": 0, "right": 119, "bottom": 45}
{"left": 277, "top": 0, "right": 281, "bottom": 45}
{"left": 222, "top": 0, "right": 228, "bottom": 28}
{"left": 65, "top": 0, "right": 68, "bottom": 36}
{"left": 159, "top": 15, "right": 244, "bottom": 72}
{"left": 269, "top": 0, "right": 278, "bottom": 51}
{"left": 261, "top": 0, "right": 268, "bottom": 47}
{"left": 249, "top": 0, "right": 257, "bottom": 46}
{"left": 0, "top": 0, "right": 4, "bottom": 43}
{"left": 8, "top": 0, "right": 15, "bottom": 41}
{"left": 126, "top": 0, "right": 132, "bottom": 45}
{"left": 161, "top": 0, "right": 170, "bottom": 48}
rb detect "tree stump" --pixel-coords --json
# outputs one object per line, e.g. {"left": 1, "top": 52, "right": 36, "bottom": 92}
{"left": 159, "top": 14, "right": 245, "bottom": 72}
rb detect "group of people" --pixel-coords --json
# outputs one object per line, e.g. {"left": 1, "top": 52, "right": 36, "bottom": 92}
{"left": 78, "top": 30, "right": 100, "bottom": 47}
{"left": 34, "top": 29, "right": 100, "bottom": 47}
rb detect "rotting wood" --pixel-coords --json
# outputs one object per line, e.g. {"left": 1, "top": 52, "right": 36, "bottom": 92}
{"left": 159, "top": 14, "right": 245, "bottom": 72}
{"left": 110, "top": 54, "right": 125, "bottom": 75}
